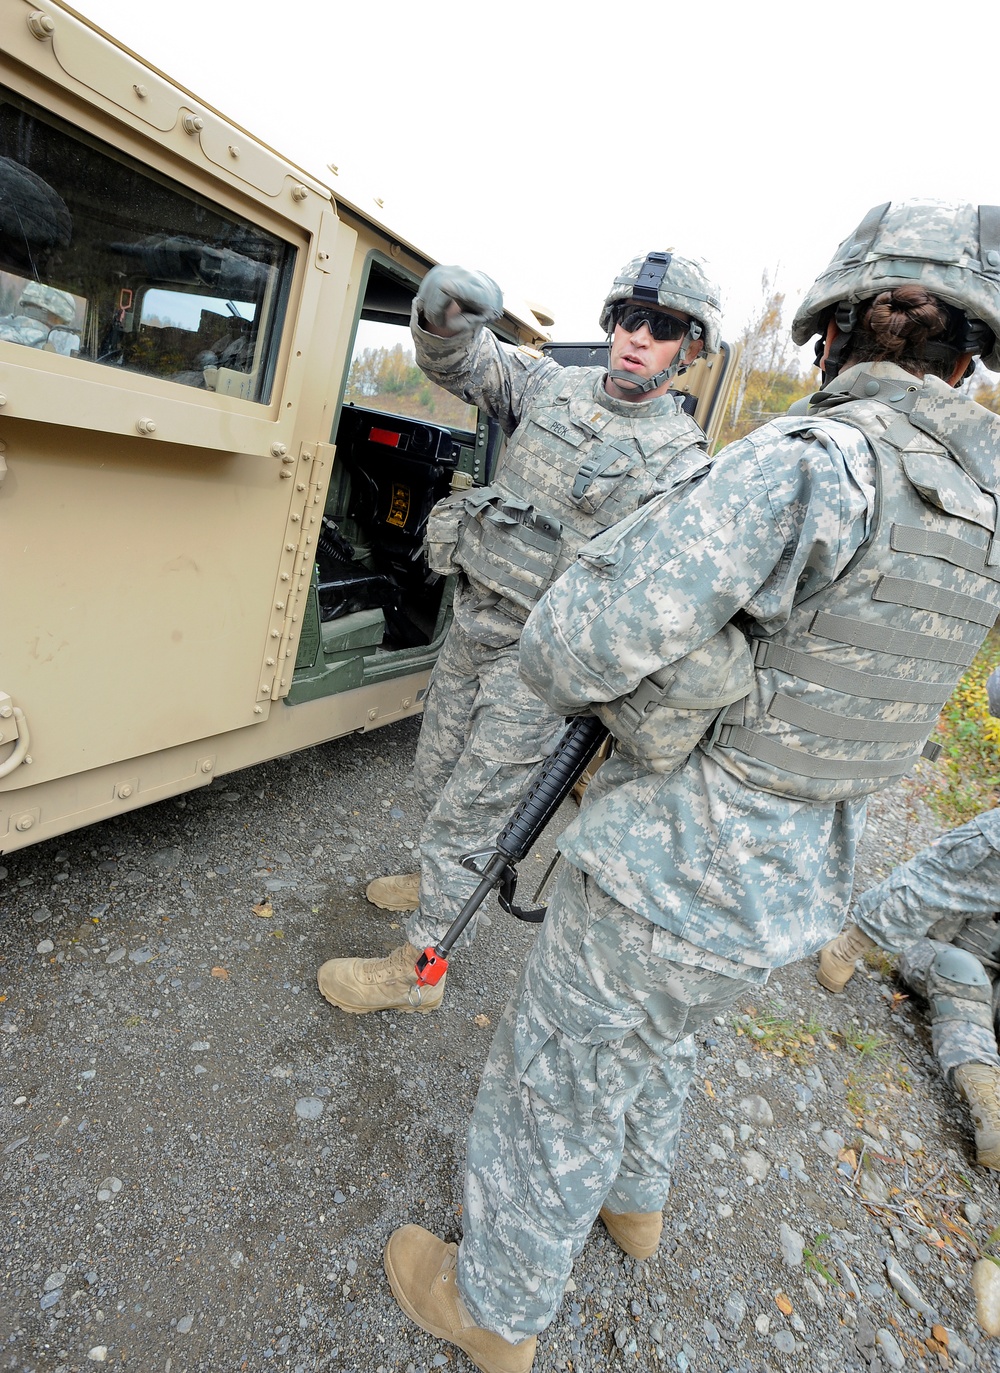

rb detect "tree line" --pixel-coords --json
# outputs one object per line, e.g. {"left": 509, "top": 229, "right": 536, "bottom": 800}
{"left": 344, "top": 342, "right": 475, "bottom": 429}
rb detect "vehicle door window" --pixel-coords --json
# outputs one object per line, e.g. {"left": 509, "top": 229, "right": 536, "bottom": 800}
{"left": 345, "top": 318, "right": 476, "bottom": 432}
{"left": 0, "top": 85, "right": 294, "bottom": 403}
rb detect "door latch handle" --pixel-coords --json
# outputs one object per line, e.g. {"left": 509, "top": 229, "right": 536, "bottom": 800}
{"left": 0, "top": 706, "right": 30, "bottom": 779}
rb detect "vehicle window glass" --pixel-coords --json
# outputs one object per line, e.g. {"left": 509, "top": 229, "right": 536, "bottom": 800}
{"left": 0, "top": 85, "right": 294, "bottom": 403}
{"left": 345, "top": 318, "right": 477, "bottom": 432}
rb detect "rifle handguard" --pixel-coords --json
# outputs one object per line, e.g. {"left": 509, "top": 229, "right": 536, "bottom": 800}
{"left": 411, "top": 715, "right": 610, "bottom": 984}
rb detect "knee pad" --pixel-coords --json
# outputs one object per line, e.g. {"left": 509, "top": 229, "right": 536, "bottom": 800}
{"left": 928, "top": 945, "right": 995, "bottom": 1031}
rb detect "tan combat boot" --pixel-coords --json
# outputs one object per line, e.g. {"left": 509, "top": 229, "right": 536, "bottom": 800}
{"left": 384, "top": 1224, "right": 536, "bottom": 1373}
{"left": 317, "top": 942, "right": 444, "bottom": 1014}
{"left": 816, "top": 923, "right": 877, "bottom": 993}
{"left": 599, "top": 1206, "right": 663, "bottom": 1260}
{"left": 366, "top": 872, "right": 421, "bottom": 911}
{"left": 953, "top": 1063, "right": 1000, "bottom": 1170}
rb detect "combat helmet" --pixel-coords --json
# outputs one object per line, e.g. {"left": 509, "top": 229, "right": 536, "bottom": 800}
{"left": 18, "top": 280, "right": 76, "bottom": 325}
{"left": 600, "top": 251, "right": 723, "bottom": 355}
{"left": 599, "top": 250, "right": 722, "bottom": 396}
{"left": 792, "top": 200, "right": 1000, "bottom": 377}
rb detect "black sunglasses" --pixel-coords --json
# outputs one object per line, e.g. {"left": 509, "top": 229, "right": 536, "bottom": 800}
{"left": 612, "top": 305, "right": 689, "bottom": 343}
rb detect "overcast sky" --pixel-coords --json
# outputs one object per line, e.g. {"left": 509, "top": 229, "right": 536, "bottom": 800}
{"left": 74, "top": 0, "right": 1000, "bottom": 369}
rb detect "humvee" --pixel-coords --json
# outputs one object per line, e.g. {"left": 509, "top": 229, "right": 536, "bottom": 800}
{"left": 0, "top": 0, "right": 739, "bottom": 855}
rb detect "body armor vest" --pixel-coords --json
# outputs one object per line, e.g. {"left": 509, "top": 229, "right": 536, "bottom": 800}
{"left": 425, "top": 366, "right": 706, "bottom": 617}
{"left": 714, "top": 366, "right": 1000, "bottom": 803}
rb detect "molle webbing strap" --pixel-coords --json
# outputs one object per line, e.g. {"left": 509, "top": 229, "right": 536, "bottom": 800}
{"left": 810, "top": 610, "right": 979, "bottom": 666}
{"left": 632, "top": 252, "right": 672, "bottom": 303}
{"left": 753, "top": 640, "right": 950, "bottom": 704}
{"left": 472, "top": 533, "right": 551, "bottom": 605}
{"left": 479, "top": 506, "right": 562, "bottom": 554}
{"left": 843, "top": 204, "right": 891, "bottom": 261}
{"left": 891, "top": 523, "right": 1000, "bottom": 579}
{"left": 465, "top": 485, "right": 511, "bottom": 517}
{"left": 766, "top": 692, "right": 937, "bottom": 744}
{"left": 873, "top": 575, "right": 998, "bottom": 627}
{"left": 716, "top": 723, "right": 918, "bottom": 782}
{"left": 979, "top": 206, "right": 1000, "bottom": 264}
{"left": 572, "top": 440, "right": 634, "bottom": 501}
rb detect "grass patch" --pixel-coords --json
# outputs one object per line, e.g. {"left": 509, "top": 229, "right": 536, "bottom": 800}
{"left": 862, "top": 946, "right": 897, "bottom": 977}
{"left": 836, "top": 1021, "right": 915, "bottom": 1120}
{"left": 921, "top": 633, "right": 1000, "bottom": 827}
{"left": 732, "top": 1002, "right": 824, "bottom": 1065}
{"left": 837, "top": 1023, "right": 886, "bottom": 1058}
{"left": 802, "top": 1232, "right": 837, "bottom": 1284}
{"left": 981, "top": 1224, "right": 1000, "bottom": 1269}
{"left": 844, "top": 1073, "right": 868, "bottom": 1118}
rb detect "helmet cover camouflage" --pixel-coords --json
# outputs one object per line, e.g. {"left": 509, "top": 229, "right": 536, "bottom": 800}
{"left": 600, "top": 251, "right": 722, "bottom": 354}
{"left": 18, "top": 280, "right": 76, "bottom": 324}
{"left": 792, "top": 200, "right": 1000, "bottom": 372}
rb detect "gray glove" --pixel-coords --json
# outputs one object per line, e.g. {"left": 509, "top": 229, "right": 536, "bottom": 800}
{"left": 415, "top": 264, "right": 503, "bottom": 334}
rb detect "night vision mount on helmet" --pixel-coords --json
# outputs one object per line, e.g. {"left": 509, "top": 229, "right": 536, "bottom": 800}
{"left": 599, "top": 250, "right": 723, "bottom": 394}
{"left": 791, "top": 199, "right": 1000, "bottom": 380}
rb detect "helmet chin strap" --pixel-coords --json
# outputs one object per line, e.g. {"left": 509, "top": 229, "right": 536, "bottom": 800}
{"left": 606, "top": 362, "right": 676, "bottom": 394}
{"left": 605, "top": 322, "right": 699, "bottom": 395}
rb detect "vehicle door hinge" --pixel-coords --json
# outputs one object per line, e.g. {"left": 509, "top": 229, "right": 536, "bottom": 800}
{"left": 263, "top": 439, "right": 334, "bottom": 703}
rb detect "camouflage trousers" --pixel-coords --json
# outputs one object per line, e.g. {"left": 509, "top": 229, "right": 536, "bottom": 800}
{"left": 896, "top": 939, "right": 1000, "bottom": 1077}
{"left": 853, "top": 809, "right": 1000, "bottom": 952}
{"left": 853, "top": 810, "right": 1000, "bottom": 1078}
{"left": 403, "top": 619, "right": 564, "bottom": 951}
{"left": 456, "top": 861, "right": 754, "bottom": 1341}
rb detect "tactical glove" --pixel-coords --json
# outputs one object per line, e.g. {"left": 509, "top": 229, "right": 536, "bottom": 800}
{"left": 415, "top": 264, "right": 503, "bottom": 334}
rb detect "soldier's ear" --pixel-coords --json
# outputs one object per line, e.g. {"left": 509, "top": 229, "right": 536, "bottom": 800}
{"left": 683, "top": 338, "right": 704, "bottom": 365}
{"left": 820, "top": 319, "right": 838, "bottom": 370}
{"left": 947, "top": 352, "right": 974, "bottom": 387}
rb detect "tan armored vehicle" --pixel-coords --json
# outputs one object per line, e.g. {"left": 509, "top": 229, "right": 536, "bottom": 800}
{"left": 0, "top": 0, "right": 739, "bottom": 855}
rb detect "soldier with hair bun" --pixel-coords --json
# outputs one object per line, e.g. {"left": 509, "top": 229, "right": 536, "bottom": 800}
{"left": 378, "top": 202, "right": 1000, "bottom": 1373}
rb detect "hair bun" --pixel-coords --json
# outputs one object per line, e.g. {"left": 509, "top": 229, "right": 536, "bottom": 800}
{"left": 863, "top": 284, "right": 949, "bottom": 358}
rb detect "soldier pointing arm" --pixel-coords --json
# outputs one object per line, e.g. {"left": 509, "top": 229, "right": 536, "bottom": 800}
{"left": 317, "top": 250, "right": 723, "bottom": 1017}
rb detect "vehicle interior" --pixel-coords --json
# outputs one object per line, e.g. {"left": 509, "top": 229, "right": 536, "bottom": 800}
{"left": 289, "top": 256, "right": 490, "bottom": 702}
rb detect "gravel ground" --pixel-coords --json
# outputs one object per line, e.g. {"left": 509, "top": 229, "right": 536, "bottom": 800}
{"left": 2, "top": 718, "right": 999, "bottom": 1373}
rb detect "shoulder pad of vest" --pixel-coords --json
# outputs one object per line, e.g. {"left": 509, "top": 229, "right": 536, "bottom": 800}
{"left": 910, "top": 374, "right": 1000, "bottom": 495}
{"left": 517, "top": 345, "right": 545, "bottom": 362}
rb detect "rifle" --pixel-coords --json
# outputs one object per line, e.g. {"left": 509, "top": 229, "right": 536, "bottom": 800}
{"left": 415, "top": 713, "right": 609, "bottom": 988}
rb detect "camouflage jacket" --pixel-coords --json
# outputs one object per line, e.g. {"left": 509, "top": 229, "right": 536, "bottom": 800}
{"left": 412, "top": 317, "right": 707, "bottom": 646}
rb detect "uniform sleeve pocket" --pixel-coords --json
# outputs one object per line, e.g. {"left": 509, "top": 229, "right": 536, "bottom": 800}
{"left": 424, "top": 493, "right": 467, "bottom": 575}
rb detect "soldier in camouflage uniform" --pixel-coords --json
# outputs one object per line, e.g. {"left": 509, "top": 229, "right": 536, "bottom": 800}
{"left": 318, "top": 251, "right": 726, "bottom": 1018}
{"left": 819, "top": 670, "right": 1000, "bottom": 1169}
{"left": 380, "top": 202, "right": 1000, "bottom": 1372}
{"left": 0, "top": 281, "right": 79, "bottom": 354}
